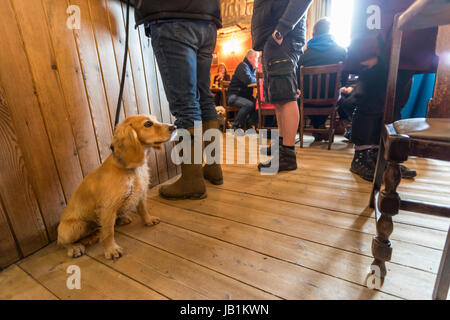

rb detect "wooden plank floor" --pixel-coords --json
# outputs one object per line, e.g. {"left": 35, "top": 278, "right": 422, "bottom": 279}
{"left": 1, "top": 135, "right": 449, "bottom": 300}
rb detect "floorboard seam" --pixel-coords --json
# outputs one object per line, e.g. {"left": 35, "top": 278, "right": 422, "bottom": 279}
{"left": 153, "top": 199, "right": 439, "bottom": 276}
{"left": 116, "top": 229, "right": 285, "bottom": 300}
{"left": 15, "top": 263, "right": 60, "bottom": 300}
{"left": 211, "top": 184, "right": 449, "bottom": 233}
{"left": 157, "top": 220, "right": 405, "bottom": 300}
{"left": 84, "top": 253, "right": 172, "bottom": 300}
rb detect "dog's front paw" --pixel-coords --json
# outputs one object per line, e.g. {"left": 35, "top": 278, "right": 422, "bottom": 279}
{"left": 104, "top": 244, "right": 123, "bottom": 260}
{"left": 67, "top": 244, "right": 86, "bottom": 258}
{"left": 116, "top": 215, "right": 133, "bottom": 226}
{"left": 144, "top": 215, "right": 160, "bottom": 226}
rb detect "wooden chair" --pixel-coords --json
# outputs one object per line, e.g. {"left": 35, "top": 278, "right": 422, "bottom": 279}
{"left": 219, "top": 80, "right": 240, "bottom": 126}
{"left": 369, "top": 0, "right": 450, "bottom": 300}
{"left": 217, "top": 79, "right": 229, "bottom": 107}
{"left": 298, "top": 62, "right": 343, "bottom": 150}
{"left": 256, "top": 72, "right": 277, "bottom": 130}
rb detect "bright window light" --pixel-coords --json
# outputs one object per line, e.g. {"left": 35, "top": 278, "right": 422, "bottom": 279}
{"left": 329, "top": 0, "right": 355, "bottom": 48}
{"left": 222, "top": 38, "right": 243, "bottom": 55}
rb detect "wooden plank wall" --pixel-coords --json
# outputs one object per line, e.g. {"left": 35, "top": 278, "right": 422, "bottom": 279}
{"left": 0, "top": 0, "right": 177, "bottom": 269}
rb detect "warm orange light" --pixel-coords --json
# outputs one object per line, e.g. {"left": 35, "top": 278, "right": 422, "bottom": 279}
{"left": 222, "top": 38, "right": 242, "bottom": 55}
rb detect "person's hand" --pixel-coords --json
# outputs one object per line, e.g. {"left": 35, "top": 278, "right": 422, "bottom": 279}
{"left": 361, "top": 57, "right": 378, "bottom": 69}
{"left": 272, "top": 33, "right": 283, "bottom": 46}
{"left": 341, "top": 87, "right": 354, "bottom": 95}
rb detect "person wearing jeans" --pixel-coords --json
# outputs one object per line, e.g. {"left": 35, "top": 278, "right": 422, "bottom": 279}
{"left": 149, "top": 21, "right": 218, "bottom": 129}
{"left": 132, "top": 0, "right": 223, "bottom": 200}
{"left": 227, "top": 95, "right": 258, "bottom": 130}
{"left": 227, "top": 50, "right": 259, "bottom": 130}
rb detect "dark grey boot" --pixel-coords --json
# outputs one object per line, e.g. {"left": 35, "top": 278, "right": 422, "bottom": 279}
{"left": 260, "top": 137, "right": 283, "bottom": 156}
{"left": 258, "top": 145, "right": 297, "bottom": 173}
{"left": 202, "top": 120, "right": 223, "bottom": 185}
{"left": 350, "top": 149, "right": 375, "bottom": 182}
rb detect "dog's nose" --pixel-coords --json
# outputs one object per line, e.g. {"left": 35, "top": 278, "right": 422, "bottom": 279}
{"left": 169, "top": 125, "right": 176, "bottom": 132}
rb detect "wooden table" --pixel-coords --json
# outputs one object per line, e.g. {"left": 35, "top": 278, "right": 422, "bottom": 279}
{"left": 210, "top": 87, "right": 222, "bottom": 94}
{"left": 398, "top": 0, "right": 450, "bottom": 30}
{"left": 210, "top": 86, "right": 227, "bottom": 107}
{"left": 248, "top": 83, "right": 257, "bottom": 98}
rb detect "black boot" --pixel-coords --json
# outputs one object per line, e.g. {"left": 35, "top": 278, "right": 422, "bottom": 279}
{"left": 258, "top": 145, "right": 297, "bottom": 173}
{"left": 232, "top": 124, "right": 245, "bottom": 136}
{"left": 260, "top": 137, "right": 283, "bottom": 156}
{"left": 367, "top": 148, "right": 380, "bottom": 168}
{"left": 343, "top": 130, "right": 352, "bottom": 143}
{"left": 350, "top": 149, "right": 375, "bottom": 182}
{"left": 312, "top": 132, "right": 329, "bottom": 142}
{"left": 400, "top": 165, "right": 417, "bottom": 179}
{"left": 312, "top": 125, "right": 328, "bottom": 142}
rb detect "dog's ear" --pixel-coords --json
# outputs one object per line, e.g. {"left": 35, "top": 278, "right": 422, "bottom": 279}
{"left": 112, "top": 123, "right": 145, "bottom": 168}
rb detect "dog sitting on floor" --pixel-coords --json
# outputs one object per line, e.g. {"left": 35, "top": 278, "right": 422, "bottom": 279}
{"left": 215, "top": 106, "right": 226, "bottom": 132}
{"left": 57, "top": 115, "right": 176, "bottom": 260}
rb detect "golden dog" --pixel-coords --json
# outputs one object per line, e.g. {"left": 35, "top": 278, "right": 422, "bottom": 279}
{"left": 57, "top": 115, "right": 175, "bottom": 259}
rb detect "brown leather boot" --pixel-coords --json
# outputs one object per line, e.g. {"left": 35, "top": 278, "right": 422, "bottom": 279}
{"left": 159, "top": 127, "right": 206, "bottom": 200}
{"left": 202, "top": 120, "right": 223, "bottom": 185}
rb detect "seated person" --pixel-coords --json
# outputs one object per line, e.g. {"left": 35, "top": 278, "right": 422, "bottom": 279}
{"left": 227, "top": 49, "right": 259, "bottom": 130}
{"left": 212, "top": 63, "right": 231, "bottom": 87}
{"left": 298, "top": 18, "right": 347, "bottom": 141}
{"left": 212, "top": 63, "right": 231, "bottom": 106}
{"left": 342, "top": 0, "right": 438, "bottom": 182}
{"left": 342, "top": 54, "right": 416, "bottom": 181}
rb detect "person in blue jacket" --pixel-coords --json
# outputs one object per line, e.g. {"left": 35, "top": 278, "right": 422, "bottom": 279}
{"left": 227, "top": 50, "right": 259, "bottom": 130}
{"left": 299, "top": 18, "right": 347, "bottom": 141}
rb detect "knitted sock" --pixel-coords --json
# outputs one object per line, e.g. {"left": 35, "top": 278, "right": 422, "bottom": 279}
{"left": 355, "top": 145, "right": 379, "bottom": 151}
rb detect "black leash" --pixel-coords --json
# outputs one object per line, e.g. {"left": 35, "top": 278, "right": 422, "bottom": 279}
{"left": 114, "top": 0, "right": 131, "bottom": 131}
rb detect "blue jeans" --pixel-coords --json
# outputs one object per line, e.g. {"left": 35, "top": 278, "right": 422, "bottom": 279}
{"left": 227, "top": 94, "right": 257, "bottom": 128}
{"left": 149, "top": 20, "right": 218, "bottom": 129}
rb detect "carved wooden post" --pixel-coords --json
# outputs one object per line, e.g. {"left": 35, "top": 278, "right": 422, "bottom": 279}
{"left": 372, "top": 161, "right": 401, "bottom": 277}
{"left": 372, "top": 132, "right": 409, "bottom": 278}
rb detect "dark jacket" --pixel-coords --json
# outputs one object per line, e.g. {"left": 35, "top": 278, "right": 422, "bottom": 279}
{"left": 299, "top": 34, "right": 348, "bottom": 97}
{"left": 300, "top": 34, "right": 347, "bottom": 68}
{"left": 227, "top": 58, "right": 257, "bottom": 101}
{"left": 345, "top": 0, "right": 437, "bottom": 73}
{"left": 213, "top": 73, "right": 231, "bottom": 86}
{"left": 340, "top": 56, "right": 390, "bottom": 117}
{"left": 251, "top": 0, "right": 313, "bottom": 51}
{"left": 133, "top": 0, "right": 222, "bottom": 28}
